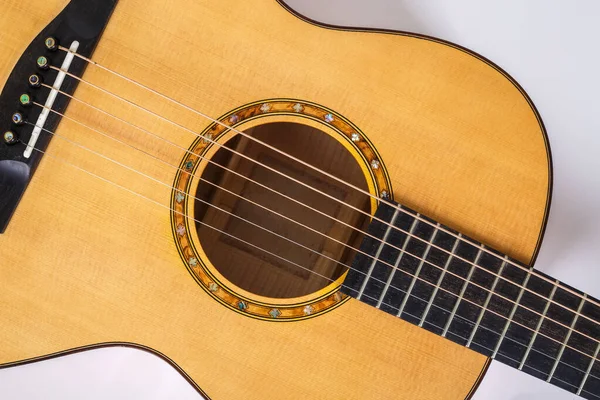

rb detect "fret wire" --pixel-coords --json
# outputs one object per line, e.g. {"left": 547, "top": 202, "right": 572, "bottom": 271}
{"left": 372, "top": 268, "right": 596, "bottom": 380}
{"left": 396, "top": 224, "right": 441, "bottom": 317}
{"left": 374, "top": 272, "right": 600, "bottom": 391}
{"left": 357, "top": 208, "right": 401, "bottom": 300}
{"left": 27, "top": 139, "right": 600, "bottom": 366}
{"left": 579, "top": 337, "right": 600, "bottom": 395}
{"left": 467, "top": 256, "right": 509, "bottom": 348}
{"left": 547, "top": 294, "right": 587, "bottom": 383}
{"left": 520, "top": 281, "right": 560, "bottom": 370}
{"left": 376, "top": 215, "right": 420, "bottom": 308}
{"left": 442, "top": 248, "right": 484, "bottom": 337}
{"left": 419, "top": 234, "right": 462, "bottom": 327}
{"left": 387, "top": 297, "right": 600, "bottom": 396}
{"left": 58, "top": 48, "right": 600, "bottom": 334}
{"left": 492, "top": 271, "right": 531, "bottom": 359}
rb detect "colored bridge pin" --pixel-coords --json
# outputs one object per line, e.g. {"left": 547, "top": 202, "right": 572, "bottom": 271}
{"left": 28, "top": 74, "right": 41, "bottom": 88}
{"left": 19, "top": 93, "right": 32, "bottom": 107}
{"left": 44, "top": 36, "right": 58, "bottom": 51}
{"left": 36, "top": 56, "right": 50, "bottom": 70}
{"left": 3, "top": 131, "right": 18, "bottom": 145}
{"left": 11, "top": 112, "right": 24, "bottom": 125}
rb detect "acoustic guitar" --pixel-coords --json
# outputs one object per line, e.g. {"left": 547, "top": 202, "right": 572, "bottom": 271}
{"left": 0, "top": 1, "right": 598, "bottom": 399}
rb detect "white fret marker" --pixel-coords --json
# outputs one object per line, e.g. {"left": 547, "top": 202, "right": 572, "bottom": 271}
{"left": 24, "top": 41, "right": 80, "bottom": 158}
{"left": 442, "top": 247, "right": 483, "bottom": 337}
{"left": 376, "top": 215, "right": 419, "bottom": 308}
{"left": 467, "top": 256, "right": 509, "bottom": 348}
{"left": 519, "top": 281, "right": 559, "bottom": 370}
{"left": 547, "top": 294, "right": 586, "bottom": 383}
{"left": 397, "top": 224, "right": 440, "bottom": 317}
{"left": 492, "top": 272, "right": 531, "bottom": 359}
{"left": 419, "top": 234, "right": 462, "bottom": 327}
{"left": 357, "top": 208, "right": 400, "bottom": 301}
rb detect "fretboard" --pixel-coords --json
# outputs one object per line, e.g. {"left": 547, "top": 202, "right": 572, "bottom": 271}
{"left": 342, "top": 201, "right": 600, "bottom": 399}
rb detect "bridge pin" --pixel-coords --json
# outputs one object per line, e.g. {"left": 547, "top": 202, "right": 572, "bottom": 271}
{"left": 3, "top": 131, "right": 18, "bottom": 145}
{"left": 44, "top": 37, "right": 58, "bottom": 51}
{"left": 36, "top": 56, "right": 49, "bottom": 70}
{"left": 11, "top": 112, "right": 24, "bottom": 125}
{"left": 19, "top": 93, "right": 32, "bottom": 107}
{"left": 28, "top": 74, "right": 41, "bottom": 88}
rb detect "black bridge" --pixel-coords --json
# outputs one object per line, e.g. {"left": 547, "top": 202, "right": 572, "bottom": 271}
{"left": 0, "top": 0, "right": 117, "bottom": 233}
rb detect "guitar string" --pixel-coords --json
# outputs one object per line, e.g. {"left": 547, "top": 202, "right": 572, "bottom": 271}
{"left": 49, "top": 51, "right": 600, "bottom": 321}
{"left": 27, "top": 106, "right": 600, "bottom": 350}
{"left": 33, "top": 73, "right": 600, "bottom": 335}
{"left": 25, "top": 108, "right": 413, "bottom": 281}
{"left": 21, "top": 140, "right": 600, "bottom": 389}
{"left": 19, "top": 138, "right": 600, "bottom": 385}
{"left": 58, "top": 46, "right": 595, "bottom": 313}
{"left": 23, "top": 119, "right": 370, "bottom": 279}
{"left": 21, "top": 131, "right": 600, "bottom": 366}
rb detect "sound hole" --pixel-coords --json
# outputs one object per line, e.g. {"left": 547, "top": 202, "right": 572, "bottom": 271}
{"left": 194, "top": 122, "right": 370, "bottom": 298}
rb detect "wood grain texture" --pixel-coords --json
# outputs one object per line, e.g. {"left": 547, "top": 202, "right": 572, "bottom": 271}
{"left": 0, "top": 0, "right": 550, "bottom": 399}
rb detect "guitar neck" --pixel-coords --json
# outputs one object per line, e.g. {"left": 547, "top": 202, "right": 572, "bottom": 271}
{"left": 342, "top": 201, "right": 600, "bottom": 399}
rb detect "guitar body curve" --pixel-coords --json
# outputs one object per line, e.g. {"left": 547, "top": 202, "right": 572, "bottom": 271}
{"left": 0, "top": 0, "right": 551, "bottom": 399}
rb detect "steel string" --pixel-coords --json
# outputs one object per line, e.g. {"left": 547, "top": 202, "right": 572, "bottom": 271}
{"left": 37, "top": 69, "right": 600, "bottom": 336}
{"left": 30, "top": 99, "right": 600, "bottom": 348}
{"left": 58, "top": 46, "right": 594, "bottom": 316}
{"left": 19, "top": 138, "right": 600, "bottom": 386}
{"left": 21, "top": 122, "right": 600, "bottom": 364}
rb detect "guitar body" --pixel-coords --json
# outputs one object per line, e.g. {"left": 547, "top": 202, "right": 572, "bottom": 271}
{"left": 0, "top": 1, "right": 551, "bottom": 399}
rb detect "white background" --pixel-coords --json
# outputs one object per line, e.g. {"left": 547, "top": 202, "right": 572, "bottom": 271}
{"left": 1, "top": 0, "right": 599, "bottom": 399}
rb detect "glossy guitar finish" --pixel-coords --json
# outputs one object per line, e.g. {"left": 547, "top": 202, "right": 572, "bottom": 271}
{"left": 0, "top": 0, "right": 550, "bottom": 399}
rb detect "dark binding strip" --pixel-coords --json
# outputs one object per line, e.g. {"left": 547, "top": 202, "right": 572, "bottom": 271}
{"left": 276, "top": 0, "right": 553, "bottom": 269}
{"left": 466, "top": 357, "right": 492, "bottom": 400}
{"left": 0, "top": 0, "right": 118, "bottom": 233}
{"left": 276, "top": 4, "right": 554, "bottom": 393}
{"left": 0, "top": 342, "right": 212, "bottom": 399}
